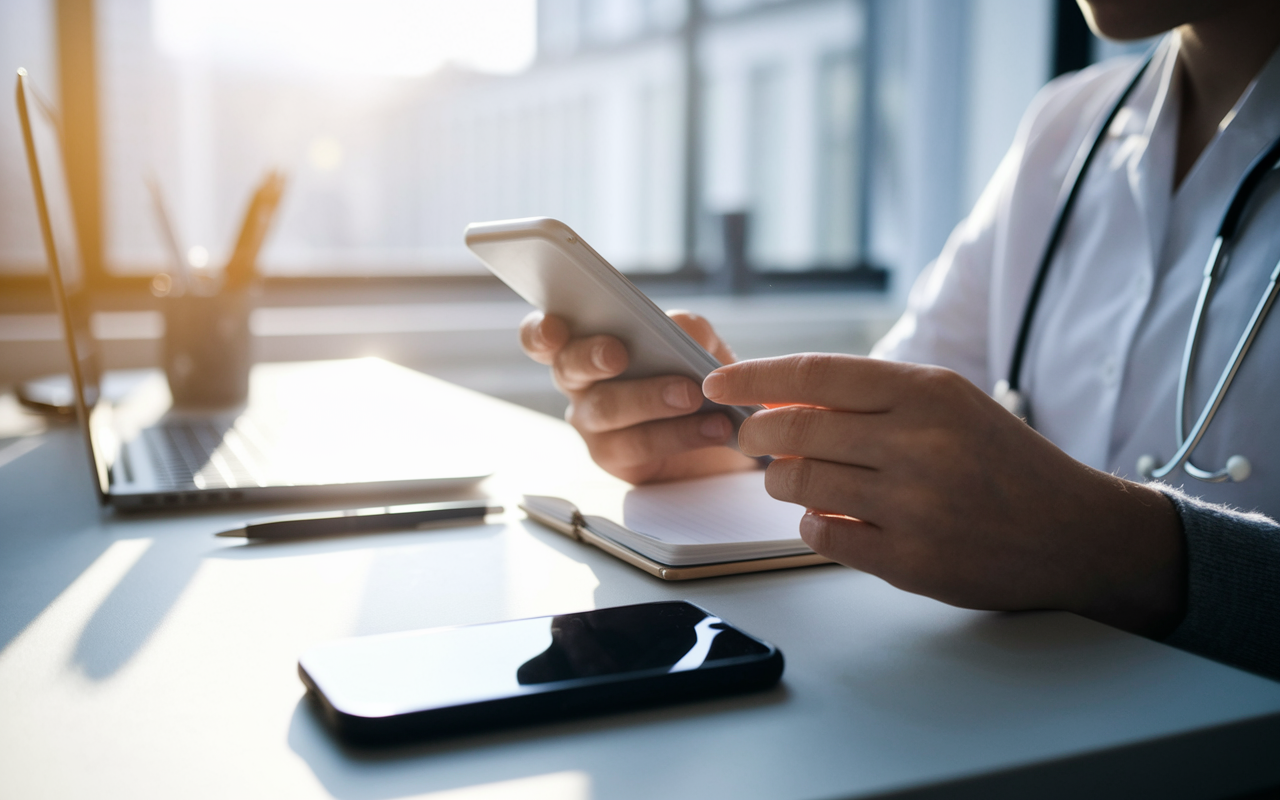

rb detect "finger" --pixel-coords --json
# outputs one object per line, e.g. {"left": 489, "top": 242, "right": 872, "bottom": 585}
{"left": 764, "top": 457, "right": 888, "bottom": 525}
{"left": 587, "top": 413, "right": 733, "bottom": 470}
{"left": 552, "top": 334, "right": 630, "bottom": 392}
{"left": 799, "top": 511, "right": 894, "bottom": 575}
{"left": 567, "top": 375, "right": 703, "bottom": 434}
{"left": 703, "top": 353, "right": 913, "bottom": 410}
{"left": 518, "top": 312, "right": 570, "bottom": 365}
{"left": 668, "top": 310, "right": 736, "bottom": 364}
{"left": 738, "top": 406, "right": 890, "bottom": 466}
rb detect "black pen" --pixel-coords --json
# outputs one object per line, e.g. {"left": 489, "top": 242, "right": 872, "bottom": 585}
{"left": 216, "top": 500, "right": 501, "bottom": 541}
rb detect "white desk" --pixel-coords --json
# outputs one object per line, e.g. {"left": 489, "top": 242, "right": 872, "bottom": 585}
{"left": 2, "top": 359, "right": 1279, "bottom": 800}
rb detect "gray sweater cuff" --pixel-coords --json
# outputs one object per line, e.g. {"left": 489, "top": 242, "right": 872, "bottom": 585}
{"left": 1158, "top": 486, "right": 1280, "bottom": 680}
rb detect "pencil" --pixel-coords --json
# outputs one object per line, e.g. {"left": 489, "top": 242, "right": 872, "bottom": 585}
{"left": 224, "top": 170, "right": 286, "bottom": 290}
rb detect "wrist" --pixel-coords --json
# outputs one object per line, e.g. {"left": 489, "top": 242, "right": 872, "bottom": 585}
{"left": 1072, "top": 477, "right": 1187, "bottom": 638}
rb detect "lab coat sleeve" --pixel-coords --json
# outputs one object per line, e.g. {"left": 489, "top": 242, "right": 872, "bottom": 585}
{"left": 1159, "top": 487, "right": 1280, "bottom": 679}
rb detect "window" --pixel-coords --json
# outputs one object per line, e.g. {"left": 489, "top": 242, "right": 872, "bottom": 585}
{"left": 699, "top": 0, "right": 868, "bottom": 275}
{"left": 97, "top": 0, "right": 539, "bottom": 277}
{"left": 84, "top": 0, "right": 875, "bottom": 281}
{"left": 0, "top": 0, "right": 56, "bottom": 275}
{"left": 3, "top": 0, "right": 1130, "bottom": 295}
{"left": 816, "top": 50, "right": 862, "bottom": 267}
{"left": 747, "top": 63, "right": 786, "bottom": 266}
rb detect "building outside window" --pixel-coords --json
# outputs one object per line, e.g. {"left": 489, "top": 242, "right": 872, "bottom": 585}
{"left": 1, "top": 0, "right": 1147, "bottom": 296}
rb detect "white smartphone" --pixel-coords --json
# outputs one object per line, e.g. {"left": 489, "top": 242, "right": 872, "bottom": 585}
{"left": 465, "top": 217, "right": 760, "bottom": 441}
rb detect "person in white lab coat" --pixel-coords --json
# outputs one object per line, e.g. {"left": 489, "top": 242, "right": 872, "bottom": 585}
{"left": 519, "top": 0, "right": 1280, "bottom": 677}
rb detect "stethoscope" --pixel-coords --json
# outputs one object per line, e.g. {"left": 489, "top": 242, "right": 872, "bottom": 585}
{"left": 993, "top": 46, "right": 1280, "bottom": 484}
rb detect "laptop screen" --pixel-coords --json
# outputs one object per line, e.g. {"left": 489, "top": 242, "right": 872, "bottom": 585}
{"left": 16, "top": 69, "right": 111, "bottom": 501}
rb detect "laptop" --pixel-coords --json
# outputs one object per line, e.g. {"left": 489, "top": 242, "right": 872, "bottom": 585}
{"left": 15, "top": 69, "right": 492, "bottom": 510}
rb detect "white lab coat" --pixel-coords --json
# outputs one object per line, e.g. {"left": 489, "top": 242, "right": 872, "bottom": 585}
{"left": 874, "top": 34, "right": 1280, "bottom": 520}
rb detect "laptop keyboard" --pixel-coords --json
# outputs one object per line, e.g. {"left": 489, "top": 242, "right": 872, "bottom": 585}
{"left": 144, "top": 417, "right": 270, "bottom": 490}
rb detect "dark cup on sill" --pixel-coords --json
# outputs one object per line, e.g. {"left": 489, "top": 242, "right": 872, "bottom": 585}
{"left": 162, "top": 290, "right": 252, "bottom": 408}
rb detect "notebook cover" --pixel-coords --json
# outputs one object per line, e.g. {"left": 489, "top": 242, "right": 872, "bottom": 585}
{"left": 520, "top": 502, "right": 830, "bottom": 581}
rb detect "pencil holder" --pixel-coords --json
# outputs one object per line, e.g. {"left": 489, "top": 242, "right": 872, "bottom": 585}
{"left": 162, "top": 290, "right": 252, "bottom": 407}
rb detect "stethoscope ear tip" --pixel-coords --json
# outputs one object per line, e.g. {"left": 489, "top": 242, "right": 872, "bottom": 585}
{"left": 1136, "top": 454, "right": 1158, "bottom": 480}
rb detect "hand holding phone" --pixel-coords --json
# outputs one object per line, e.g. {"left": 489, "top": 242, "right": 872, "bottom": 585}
{"left": 521, "top": 308, "right": 758, "bottom": 483}
{"left": 467, "top": 218, "right": 760, "bottom": 484}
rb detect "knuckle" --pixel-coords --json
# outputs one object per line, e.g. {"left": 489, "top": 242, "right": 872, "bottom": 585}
{"left": 519, "top": 316, "right": 552, "bottom": 361}
{"left": 915, "top": 427, "right": 954, "bottom": 464}
{"left": 775, "top": 408, "right": 818, "bottom": 453}
{"left": 551, "top": 360, "right": 578, "bottom": 391}
{"left": 551, "top": 369, "right": 578, "bottom": 398}
{"left": 737, "top": 416, "right": 761, "bottom": 454}
{"left": 767, "top": 457, "right": 813, "bottom": 502}
{"left": 591, "top": 426, "right": 649, "bottom": 469}
{"left": 788, "top": 458, "right": 815, "bottom": 500}
{"left": 553, "top": 344, "right": 594, "bottom": 387}
{"left": 577, "top": 387, "right": 619, "bottom": 432}
{"left": 912, "top": 365, "right": 961, "bottom": 399}
{"left": 804, "top": 515, "right": 837, "bottom": 554}
{"left": 792, "top": 353, "right": 833, "bottom": 392}
{"left": 614, "top": 426, "right": 655, "bottom": 468}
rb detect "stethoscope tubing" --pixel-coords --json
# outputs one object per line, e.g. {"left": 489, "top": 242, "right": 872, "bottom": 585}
{"left": 1004, "top": 40, "right": 1280, "bottom": 484}
{"left": 1004, "top": 49, "right": 1158, "bottom": 400}
{"left": 1160, "top": 249, "right": 1280, "bottom": 481}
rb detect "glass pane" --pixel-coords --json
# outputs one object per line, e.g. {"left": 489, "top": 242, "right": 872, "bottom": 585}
{"left": 98, "top": 0, "right": 548, "bottom": 277}
{"left": 0, "top": 0, "right": 57, "bottom": 275}
{"left": 747, "top": 63, "right": 787, "bottom": 267}
{"left": 699, "top": 0, "right": 868, "bottom": 274}
{"left": 91, "top": 0, "right": 871, "bottom": 279}
{"left": 816, "top": 50, "right": 862, "bottom": 267}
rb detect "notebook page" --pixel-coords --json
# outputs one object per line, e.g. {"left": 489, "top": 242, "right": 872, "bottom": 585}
{"left": 621, "top": 471, "right": 805, "bottom": 546}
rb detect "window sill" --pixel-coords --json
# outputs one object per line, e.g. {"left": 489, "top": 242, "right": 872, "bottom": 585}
{"left": 0, "top": 291, "right": 899, "bottom": 416}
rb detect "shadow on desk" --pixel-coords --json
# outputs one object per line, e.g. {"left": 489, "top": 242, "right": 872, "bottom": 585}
{"left": 71, "top": 531, "right": 208, "bottom": 679}
{"left": 0, "top": 431, "right": 231, "bottom": 681}
{"left": 0, "top": 433, "right": 117, "bottom": 658}
{"left": 69, "top": 512, "right": 505, "bottom": 681}
{"left": 286, "top": 683, "right": 791, "bottom": 800}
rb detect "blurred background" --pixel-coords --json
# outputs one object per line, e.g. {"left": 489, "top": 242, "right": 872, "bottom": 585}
{"left": 0, "top": 0, "right": 1145, "bottom": 417}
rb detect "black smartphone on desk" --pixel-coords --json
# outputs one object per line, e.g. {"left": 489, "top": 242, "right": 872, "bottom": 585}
{"left": 298, "top": 600, "right": 783, "bottom": 744}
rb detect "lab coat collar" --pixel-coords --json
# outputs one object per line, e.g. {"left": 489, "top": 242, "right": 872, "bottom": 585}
{"left": 1112, "top": 33, "right": 1280, "bottom": 273}
{"left": 1196, "top": 35, "right": 1280, "bottom": 178}
{"left": 1155, "top": 34, "right": 1280, "bottom": 273}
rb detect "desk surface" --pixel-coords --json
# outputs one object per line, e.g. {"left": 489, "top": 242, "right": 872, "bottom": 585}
{"left": 2, "top": 359, "right": 1279, "bottom": 800}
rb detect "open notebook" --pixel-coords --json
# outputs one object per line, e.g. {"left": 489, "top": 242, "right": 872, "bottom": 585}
{"left": 521, "top": 471, "right": 830, "bottom": 580}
